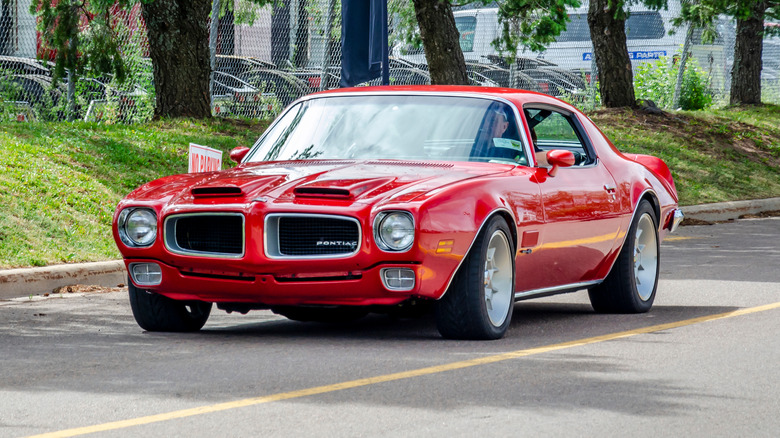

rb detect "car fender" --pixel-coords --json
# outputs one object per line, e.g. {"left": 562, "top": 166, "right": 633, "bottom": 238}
{"left": 623, "top": 154, "right": 678, "bottom": 202}
{"left": 412, "top": 176, "right": 531, "bottom": 300}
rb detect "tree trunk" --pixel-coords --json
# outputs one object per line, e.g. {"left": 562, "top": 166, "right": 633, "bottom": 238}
{"left": 411, "top": 0, "right": 468, "bottom": 85}
{"left": 141, "top": 0, "right": 211, "bottom": 118}
{"left": 730, "top": 1, "right": 767, "bottom": 105}
{"left": 0, "top": 0, "right": 12, "bottom": 55}
{"left": 587, "top": 0, "right": 636, "bottom": 108}
{"left": 271, "top": 2, "right": 291, "bottom": 67}
{"left": 293, "top": 0, "right": 310, "bottom": 68}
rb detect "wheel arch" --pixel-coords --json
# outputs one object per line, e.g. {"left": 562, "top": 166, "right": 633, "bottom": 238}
{"left": 639, "top": 190, "right": 661, "bottom": 225}
{"left": 597, "top": 189, "right": 660, "bottom": 284}
{"left": 436, "top": 207, "right": 517, "bottom": 300}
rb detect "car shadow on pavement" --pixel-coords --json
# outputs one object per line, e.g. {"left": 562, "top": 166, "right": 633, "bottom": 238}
{"left": 196, "top": 302, "right": 741, "bottom": 344}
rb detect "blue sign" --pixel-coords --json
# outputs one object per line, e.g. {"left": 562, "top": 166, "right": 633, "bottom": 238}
{"left": 582, "top": 51, "right": 667, "bottom": 61}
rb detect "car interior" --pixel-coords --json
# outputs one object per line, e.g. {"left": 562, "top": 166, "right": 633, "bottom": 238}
{"left": 524, "top": 107, "right": 594, "bottom": 166}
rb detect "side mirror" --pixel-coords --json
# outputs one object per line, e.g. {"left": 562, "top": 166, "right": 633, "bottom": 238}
{"left": 230, "top": 146, "right": 250, "bottom": 164}
{"left": 546, "top": 150, "right": 575, "bottom": 177}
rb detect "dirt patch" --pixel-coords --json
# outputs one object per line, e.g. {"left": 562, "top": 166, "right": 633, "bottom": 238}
{"left": 48, "top": 284, "right": 126, "bottom": 296}
{"left": 739, "top": 210, "right": 780, "bottom": 219}
{"left": 681, "top": 218, "right": 715, "bottom": 226}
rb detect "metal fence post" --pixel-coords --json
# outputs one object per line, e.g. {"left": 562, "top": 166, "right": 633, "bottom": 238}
{"left": 673, "top": 24, "right": 695, "bottom": 110}
{"left": 209, "top": 0, "right": 221, "bottom": 108}
{"left": 320, "top": 0, "right": 337, "bottom": 91}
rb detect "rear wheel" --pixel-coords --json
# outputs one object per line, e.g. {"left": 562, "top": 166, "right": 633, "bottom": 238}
{"left": 128, "top": 278, "right": 211, "bottom": 332}
{"left": 436, "top": 216, "right": 515, "bottom": 340}
{"left": 588, "top": 200, "right": 659, "bottom": 313}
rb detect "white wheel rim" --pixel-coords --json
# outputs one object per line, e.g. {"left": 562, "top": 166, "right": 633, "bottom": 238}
{"left": 634, "top": 213, "right": 659, "bottom": 301}
{"left": 484, "top": 230, "right": 513, "bottom": 326}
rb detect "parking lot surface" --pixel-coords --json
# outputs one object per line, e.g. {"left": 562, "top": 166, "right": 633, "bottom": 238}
{"left": 1, "top": 218, "right": 779, "bottom": 437}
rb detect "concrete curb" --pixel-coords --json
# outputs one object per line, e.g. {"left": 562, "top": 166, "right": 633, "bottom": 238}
{"left": 0, "top": 260, "right": 126, "bottom": 300}
{"left": 681, "top": 197, "right": 780, "bottom": 222}
{"left": 1, "top": 197, "right": 779, "bottom": 300}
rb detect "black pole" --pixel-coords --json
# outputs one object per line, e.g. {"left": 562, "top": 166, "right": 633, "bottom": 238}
{"left": 381, "top": 0, "right": 389, "bottom": 85}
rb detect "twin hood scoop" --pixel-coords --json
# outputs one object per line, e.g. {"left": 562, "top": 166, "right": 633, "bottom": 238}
{"left": 292, "top": 177, "right": 396, "bottom": 200}
{"left": 189, "top": 174, "right": 287, "bottom": 199}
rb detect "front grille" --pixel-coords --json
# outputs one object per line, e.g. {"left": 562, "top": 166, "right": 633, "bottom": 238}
{"left": 165, "top": 213, "right": 245, "bottom": 257}
{"left": 266, "top": 214, "right": 360, "bottom": 258}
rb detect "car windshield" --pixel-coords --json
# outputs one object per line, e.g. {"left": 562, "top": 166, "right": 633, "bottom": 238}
{"left": 245, "top": 95, "right": 528, "bottom": 165}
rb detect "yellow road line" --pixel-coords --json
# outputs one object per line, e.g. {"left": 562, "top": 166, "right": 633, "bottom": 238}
{"left": 663, "top": 236, "right": 700, "bottom": 242}
{"left": 29, "top": 301, "right": 780, "bottom": 438}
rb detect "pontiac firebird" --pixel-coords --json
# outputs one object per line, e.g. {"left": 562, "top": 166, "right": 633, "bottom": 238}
{"left": 113, "top": 86, "right": 683, "bottom": 340}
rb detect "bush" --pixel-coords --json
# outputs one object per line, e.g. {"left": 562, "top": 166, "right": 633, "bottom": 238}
{"left": 634, "top": 56, "right": 713, "bottom": 111}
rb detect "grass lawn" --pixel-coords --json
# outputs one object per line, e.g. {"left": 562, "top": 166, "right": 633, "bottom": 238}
{"left": 0, "top": 118, "right": 267, "bottom": 268}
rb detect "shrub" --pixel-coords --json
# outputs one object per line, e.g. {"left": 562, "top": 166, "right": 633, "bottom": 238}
{"left": 634, "top": 56, "right": 713, "bottom": 111}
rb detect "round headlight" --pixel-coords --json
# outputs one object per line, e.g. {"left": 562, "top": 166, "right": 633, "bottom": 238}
{"left": 119, "top": 208, "right": 157, "bottom": 247}
{"left": 375, "top": 212, "right": 414, "bottom": 252}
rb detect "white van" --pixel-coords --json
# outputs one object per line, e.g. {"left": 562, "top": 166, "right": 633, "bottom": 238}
{"left": 395, "top": 3, "right": 685, "bottom": 73}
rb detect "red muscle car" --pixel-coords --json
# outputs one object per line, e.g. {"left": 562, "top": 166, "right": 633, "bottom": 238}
{"left": 114, "top": 86, "right": 683, "bottom": 340}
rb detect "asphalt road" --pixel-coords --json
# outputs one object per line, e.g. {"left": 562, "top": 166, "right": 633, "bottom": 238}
{"left": 1, "top": 218, "right": 779, "bottom": 438}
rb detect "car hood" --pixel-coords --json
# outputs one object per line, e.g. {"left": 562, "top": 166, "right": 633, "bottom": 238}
{"left": 127, "top": 160, "right": 516, "bottom": 206}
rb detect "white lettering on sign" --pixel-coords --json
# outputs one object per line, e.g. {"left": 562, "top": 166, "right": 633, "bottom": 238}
{"left": 583, "top": 51, "right": 667, "bottom": 61}
{"left": 629, "top": 50, "right": 667, "bottom": 60}
{"left": 188, "top": 143, "right": 223, "bottom": 173}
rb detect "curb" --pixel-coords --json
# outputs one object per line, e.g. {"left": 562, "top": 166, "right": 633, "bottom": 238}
{"left": 0, "top": 260, "right": 126, "bottom": 300}
{"left": 1, "top": 198, "right": 779, "bottom": 300}
{"left": 680, "top": 197, "right": 780, "bottom": 223}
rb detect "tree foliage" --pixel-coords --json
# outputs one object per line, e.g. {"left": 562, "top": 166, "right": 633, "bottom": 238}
{"left": 678, "top": 0, "right": 780, "bottom": 105}
{"left": 31, "top": 0, "right": 133, "bottom": 84}
{"left": 493, "top": 0, "right": 580, "bottom": 54}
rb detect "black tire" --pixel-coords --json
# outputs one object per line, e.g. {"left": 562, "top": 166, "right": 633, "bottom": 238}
{"left": 271, "top": 306, "right": 368, "bottom": 323}
{"left": 588, "top": 200, "right": 659, "bottom": 313}
{"left": 435, "top": 216, "right": 515, "bottom": 340}
{"left": 128, "top": 278, "right": 211, "bottom": 332}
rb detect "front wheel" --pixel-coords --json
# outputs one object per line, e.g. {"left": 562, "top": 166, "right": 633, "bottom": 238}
{"left": 436, "top": 216, "right": 515, "bottom": 340}
{"left": 128, "top": 278, "right": 211, "bottom": 332}
{"left": 588, "top": 200, "right": 659, "bottom": 313}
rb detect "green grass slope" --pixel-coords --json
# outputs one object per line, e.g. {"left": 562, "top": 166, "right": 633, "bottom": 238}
{"left": 590, "top": 105, "right": 780, "bottom": 205}
{"left": 0, "top": 119, "right": 267, "bottom": 268}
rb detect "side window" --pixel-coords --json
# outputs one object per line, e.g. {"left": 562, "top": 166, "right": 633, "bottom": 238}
{"left": 471, "top": 102, "right": 527, "bottom": 165}
{"left": 625, "top": 12, "right": 665, "bottom": 40}
{"left": 455, "top": 16, "right": 477, "bottom": 52}
{"left": 525, "top": 108, "right": 592, "bottom": 166}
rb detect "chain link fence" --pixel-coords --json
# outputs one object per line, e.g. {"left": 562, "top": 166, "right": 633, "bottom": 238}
{"left": 1, "top": 0, "right": 778, "bottom": 122}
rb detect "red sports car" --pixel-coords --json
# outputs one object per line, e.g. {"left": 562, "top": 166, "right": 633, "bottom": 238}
{"left": 114, "top": 86, "right": 683, "bottom": 340}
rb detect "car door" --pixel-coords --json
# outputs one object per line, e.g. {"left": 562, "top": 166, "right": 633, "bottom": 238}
{"left": 518, "top": 106, "right": 623, "bottom": 292}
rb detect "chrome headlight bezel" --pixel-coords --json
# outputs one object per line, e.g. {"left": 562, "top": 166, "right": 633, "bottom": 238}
{"left": 374, "top": 211, "right": 415, "bottom": 252}
{"left": 117, "top": 207, "right": 158, "bottom": 247}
